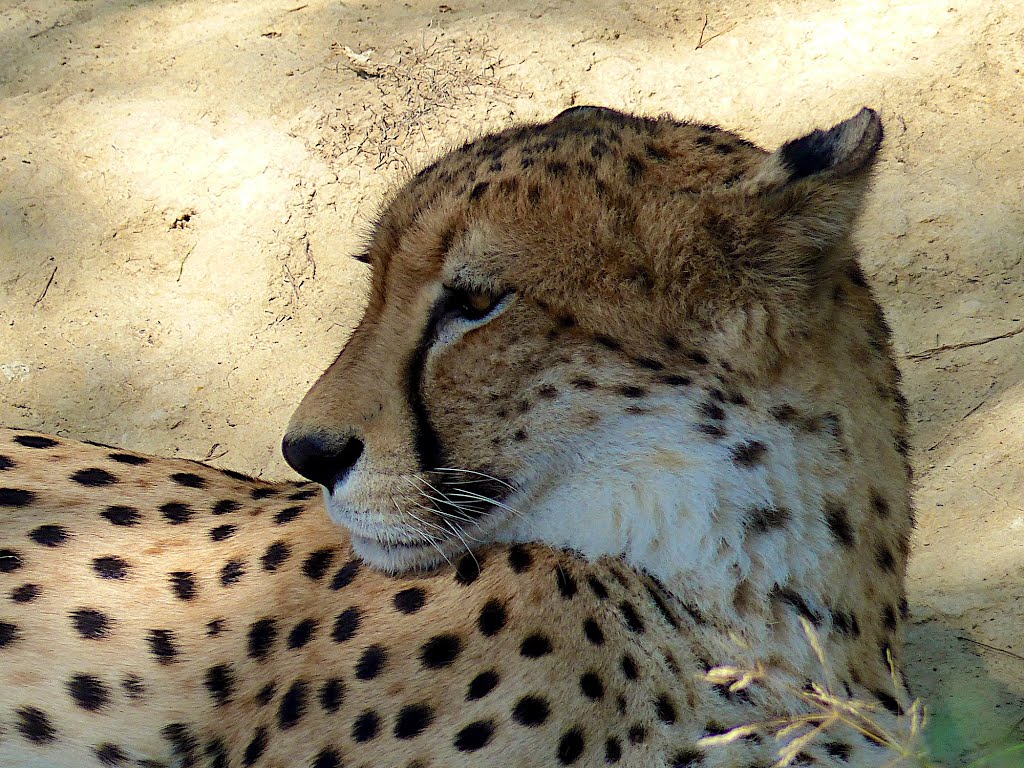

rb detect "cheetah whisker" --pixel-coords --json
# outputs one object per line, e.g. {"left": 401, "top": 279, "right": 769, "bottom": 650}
{"left": 444, "top": 489, "right": 526, "bottom": 521}
{"left": 433, "top": 467, "right": 517, "bottom": 490}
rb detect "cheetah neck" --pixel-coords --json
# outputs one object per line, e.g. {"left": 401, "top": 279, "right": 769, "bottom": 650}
{"left": 494, "top": 391, "right": 847, "bottom": 630}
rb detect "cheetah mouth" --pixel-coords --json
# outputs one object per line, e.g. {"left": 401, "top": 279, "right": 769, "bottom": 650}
{"left": 350, "top": 534, "right": 432, "bottom": 550}
{"left": 342, "top": 504, "right": 516, "bottom": 573}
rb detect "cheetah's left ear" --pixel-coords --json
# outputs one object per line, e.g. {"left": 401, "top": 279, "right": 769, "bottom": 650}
{"left": 743, "top": 108, "right": 882, "bottom": 278}
{"left": 756, "top": 107, "right": 882, "bottom": 188}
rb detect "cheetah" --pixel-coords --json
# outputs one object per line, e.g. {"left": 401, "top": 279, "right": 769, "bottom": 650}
{"left": 1, "top": 106, "right": 918, "bottom": 768}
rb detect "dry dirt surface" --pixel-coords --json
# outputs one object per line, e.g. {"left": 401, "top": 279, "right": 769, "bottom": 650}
{"left": 2, "top": 0, "right": 1023, "bottom": 763}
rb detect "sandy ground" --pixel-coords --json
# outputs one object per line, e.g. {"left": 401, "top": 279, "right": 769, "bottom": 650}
{"left": 2, "top": 0, "right": 1023, "bottom": 763}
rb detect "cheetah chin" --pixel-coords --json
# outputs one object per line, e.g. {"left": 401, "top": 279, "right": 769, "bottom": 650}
{"left": 2, "top": 105, "right": 918, "bottom": 768}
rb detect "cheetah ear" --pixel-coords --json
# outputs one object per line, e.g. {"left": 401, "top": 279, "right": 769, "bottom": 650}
{"left": 744, "top": 108, "right": 882, "bottom": 279}
{"left": 753, "top": 107, "right": 882, "bottom": 190}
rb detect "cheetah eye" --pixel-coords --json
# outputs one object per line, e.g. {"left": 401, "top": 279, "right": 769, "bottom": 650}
{"left": 445, "top": 286, "right": 508, "bottom": 323}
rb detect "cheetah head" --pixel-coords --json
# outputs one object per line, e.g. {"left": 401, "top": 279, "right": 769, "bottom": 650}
{"left": 283, "top": 106, "right": 884, "bottom": 575}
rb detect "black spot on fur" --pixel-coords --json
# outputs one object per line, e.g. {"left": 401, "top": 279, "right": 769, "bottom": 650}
{"left": 261, "top": 541, "right": 291, "bottom": 572}
{"left": 355, "top": 644, "right": 387, "bottom": 680}
{"left": 420, "top": 634, "right": 462, "bottom": 668}
{"left": 206, "top": 619, "right": 225, "bottom": 636}
{"left": 873, "top": 689, "right": 904, "bottom": 716}
{"left": 0, "top": 620, "right": 17, "bottom": 648}
{"left": 206, "top": 738, "right": 229, "bottom": 768}
{"left": 478, "top": 598, "right": 508, "bottom": 636}
{"left": 700, "top": 402, "right": 725, "bottom": 421}
{"left": 302, "top": 548, "right": 336, "bottom": 581}
{"left": 72, "top": 608, "right": 112, "bottom": 639}
{"left": 557, "top": 727, "right": 586, "bottom": 764}
{"left": 394, "top": 587, "right": 427, "bottom": 614}
{"left": 170, "top": 572, "right": 197, "bottom": 601}
{"left": 30, "top": 524, "right": 69, "bottom": 546}
{"left": 320, "top": 679, "right": 345, "bottom": 712}
{"left": 770, "top": 403, "right": 797, "bottom": 422}
{"left": 275, "top": 505, "right": 303, "bottom": 524}
{"left": 161, "top": 502, "right": 194, "bottom": 525}
{"left": 288, "top": 487, "right": 318, "bottom": 501}
{"left": 513, "top": 695, "right": 550, "bottom": 726}
{"left": 72, "top": 468, "right": 118, "bottom": 486}
{"left": 877, "top": 545, "right": 898, "bottom": 573}
{"left": 93, "top": 556, "right": 131, "bottom": 580}
{"left": 332, "top": 607, "right": 361, "bottom": 644}
{"left": 883, "top": 604, "right": 898, "bottom": 632}
{"left": 556, "top": 565, "right": 578, "bottom": 598}
{"left": 146, "top": 629, "right": 179, "bottom": 663}
{"left": 102, "top": 505, "right": 140, "bottom": 526}
{"left": 619, "top": 601, "right": 645, "bottom": 633}
{"left": 580, "top": 672, "right": 604, "bottom": 700}
{"left": 255, "top": 682, "right": 275, "bottom": 706}
{"left": 656, "top": 694, "right": 677, "bottom": 723}
{"left": 395, "top": 703, "right": 434, "bottom": 739}
{"left": 171, "top": 472, "right": 206, "bottom": 489}
{"left": 15, "top": 434, "right": 59, "bottom": 449}
{"left": 619, "top": 385, "right": 647, "bottom": 399}
{"left": 251, "top": 487, "right": 278, "bottom": 500}
{"left": 497, "top": 543, "right": 529, "bottom": 574}
{"left": 212, "top": 499, "right": 240, "bottom": 515}
{"left": 209, "top": 524, "right": 236, "bottom": 541}
{"left": 748, "top": 506, "right": 791, "bottom": 532}
{"left": 121, "top": 674, "right": 145, "bottom": 699}
{"left": 625, "top": 154, "right": 645, "bottom": 183}
{"left": 248, "top": 618, "right": 278, "bottom": 659}
{"left": 0, "top": 488, "right": 35, "bottom": 507}
{"left": 11, "top": 583, "right": 39, "bottom": 603}
{"left": 871, "top": 490, "right": 891, "bottom": 518}
{"left": 469, "top": 181, "right": 490, "bottom": 200}
{"left": 204, "top": 664, "right": 234, "bottom": 706}
{"left": 95, "top": 743, "right": 129, "bottom": 766}
{"left": 824, "top": 741, "right": 853, "bottom": 760}
{"left": 455, "top": 553, "right": 482, "bottom": 585}
{"left": 220, "top": 559, "right": 245, "bottom": 586}
{"left": 621, "top": 653, "right": 639, "bottom": 679}
{"left": 644, "top": 579, "right": 680, "bottom": 629}
{"left": 288, "top": 618, "right": 317, "bottom": 649}
{"left": 731, "top": 441, "right": 767, "bottom": 467}
{"left": 824, "top": 501, "right": 856, "bottom": 547}
{"left": 278, "top": 679, "right": 308, "bottom": 729}
{"left": 17, "top": 706, "right": 57, "bottom": 743}
{"left": 312, "top": 749, "right": 342, "bottom": 768}
{"left": 584, "top": 617, "right": 605, "bottom": 645}
{"left": 671, "top": 748, "right": 703, "bottom": 767}
{"left": 774, "top": 587, "right": 822, "bottom": 626}
{"left": 467, "top": 670, "right": 499, "bottom": 700}
{"left": 331, "top": 558, "right": 361, "bottom": 589}
{"left": 520, "top": 633, "right": 552, "bottom": 657}
{"left": 0, "top": 548, "right": 23, "bottom": 573}
{"left": 243, "top": 726, "right": 268, "bottom": 765}
{"left": 352, "top": 710, "right": 380, "bottom": 742}
{"left": 454, "top": 720, "right": 494, "bottom": 751}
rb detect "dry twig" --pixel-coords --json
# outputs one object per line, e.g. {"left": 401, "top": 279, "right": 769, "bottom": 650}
{"left": 905, "top": 325, "right": 1024, "bottom": 360}
{"left": 33, "top": 265, "right": 58, "bottom": 307}
{"left": 696, "top": 14, "right": 737, "bottom": 49}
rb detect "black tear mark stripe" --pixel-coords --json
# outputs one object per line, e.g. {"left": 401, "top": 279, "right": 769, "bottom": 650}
{"left": 404, "top": 294, "right": 451, "bottom": 471}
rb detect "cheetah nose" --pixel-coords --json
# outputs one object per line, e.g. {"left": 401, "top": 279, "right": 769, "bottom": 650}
{"left": 281, "top": 432, "right": 364, "bottom": 490}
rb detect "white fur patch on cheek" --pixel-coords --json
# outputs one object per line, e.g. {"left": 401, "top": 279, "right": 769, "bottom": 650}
{"left": 494, "top": 396, "right": 837, "bottom": 618}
